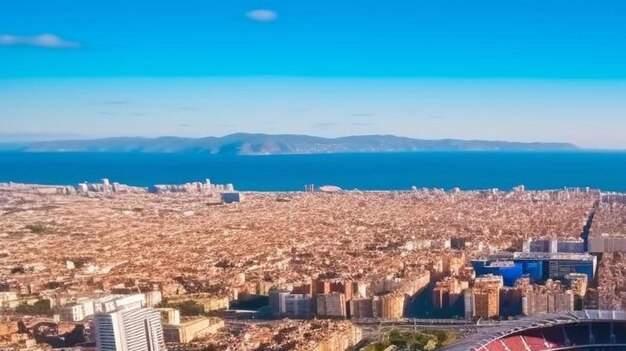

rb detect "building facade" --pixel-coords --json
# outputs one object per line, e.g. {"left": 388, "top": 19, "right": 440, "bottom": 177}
{"left": 95, "top": 307, "right": 165, "bottom": 351}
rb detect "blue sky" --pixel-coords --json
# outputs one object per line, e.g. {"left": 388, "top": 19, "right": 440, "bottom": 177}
{"left": 1, "top": 1, "right": 626, "bottom": 148}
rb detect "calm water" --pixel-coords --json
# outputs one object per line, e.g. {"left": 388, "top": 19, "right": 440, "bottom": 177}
{"left": 0, "top": 151, "right": 625, "bottom": 191}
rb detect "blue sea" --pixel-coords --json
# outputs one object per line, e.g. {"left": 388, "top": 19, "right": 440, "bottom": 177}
{"left": 0, "top": 151, "right": 625, "bottom": 192}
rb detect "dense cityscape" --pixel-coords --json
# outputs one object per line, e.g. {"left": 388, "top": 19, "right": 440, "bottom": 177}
{"left": 4, "top": 0, "right": 626, "bottom": 350}
{"left": 1, "top": 179, "right": 626, "bottom": 350}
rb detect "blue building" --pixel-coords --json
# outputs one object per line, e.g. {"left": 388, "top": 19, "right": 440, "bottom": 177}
{"left": 472, "top": 261, "right": 523, "bottom": 286}
{"left": 472, "top": 252, "right": 596, "bottom": 286}
{"left": 221, "top": 192, "right": 243, "bottom": 204}
{"left": 520, "top": 260, "right": 545, "bottom": 282}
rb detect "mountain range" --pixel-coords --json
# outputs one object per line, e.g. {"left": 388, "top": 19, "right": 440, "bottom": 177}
{"left": 3, "top": 133, "right": 579, "bottom": 155}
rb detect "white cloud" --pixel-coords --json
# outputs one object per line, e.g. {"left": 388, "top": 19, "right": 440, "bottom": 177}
{"left": 0, "top": 33, "right": 80, "bottom": 48}
{"left": 245, "top": 9, "right": 278, "bottom": 22}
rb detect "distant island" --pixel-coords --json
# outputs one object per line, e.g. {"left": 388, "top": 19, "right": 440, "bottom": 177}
{"left": 3, "top": 133, "right": 578, "bottom": 155}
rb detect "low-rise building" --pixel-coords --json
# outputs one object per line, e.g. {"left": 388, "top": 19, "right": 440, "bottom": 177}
{"left": 163, "top": 317, "right": 224, "bottom": 343}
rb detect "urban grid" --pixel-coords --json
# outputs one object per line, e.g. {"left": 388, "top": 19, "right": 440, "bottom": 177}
{"left": 2, "top": 179, "right": 626, "bottom": 351}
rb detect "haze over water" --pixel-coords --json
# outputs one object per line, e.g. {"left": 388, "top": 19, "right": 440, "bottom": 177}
{"left": 1, "top": 151, "right": 625, "bottom": 192}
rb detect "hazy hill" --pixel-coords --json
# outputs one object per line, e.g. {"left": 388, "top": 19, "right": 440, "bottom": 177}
{"left": 13, "top": 133, "right": 578, "bottom": 154}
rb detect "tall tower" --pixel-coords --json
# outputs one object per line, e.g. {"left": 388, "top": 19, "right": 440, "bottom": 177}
{"left": 95, "top": 307, "right": 166, "bottom": 351}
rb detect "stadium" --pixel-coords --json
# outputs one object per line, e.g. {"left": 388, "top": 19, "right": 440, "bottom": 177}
{"left": 443, "top": 310, "right": 626, "bottom": 351}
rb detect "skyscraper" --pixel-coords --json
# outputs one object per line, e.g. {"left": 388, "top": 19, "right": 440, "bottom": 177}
{"left": 95, "top": 307, "right": 166, "bottom": 351}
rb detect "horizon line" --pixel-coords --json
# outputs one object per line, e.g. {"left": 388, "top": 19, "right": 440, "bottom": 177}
{"left": 0, "top": 131, "right": 579, "bottom": 144}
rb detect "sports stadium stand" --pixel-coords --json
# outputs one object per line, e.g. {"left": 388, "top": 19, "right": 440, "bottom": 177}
{"left": 442, "top": 310, "right": 626, "bottom": 351}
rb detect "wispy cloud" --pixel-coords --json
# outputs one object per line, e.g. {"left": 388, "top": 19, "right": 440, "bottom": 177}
{"left": 246, "top": 9, "right": 278, "bottom": 22}
{"left": 428, "top": 114, "right": 445, "bottom": 120}
{"left": 97, "top": 100, "right": 131, "bottom": 105}
{"left": 0, "top": 33, "right": 80, "bottom": 49}
{"left": 289, "top": 107, "right": 312, "bottom": 112}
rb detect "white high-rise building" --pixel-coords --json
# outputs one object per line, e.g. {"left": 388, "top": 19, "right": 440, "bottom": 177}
{"left": 94, "top": 294, "right": 145, "bottom": 314}
{"left": 95, "top": 307, "right": 165, "bottom": 351}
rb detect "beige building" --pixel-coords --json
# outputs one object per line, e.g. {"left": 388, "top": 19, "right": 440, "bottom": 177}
{"left": 474, "top": 288, "right": 500, "bottom": 319}
{"left": 465, "top": 287, "right": 500, "bottom": 320}
{"left": 521, "top": 281, "right": 575, "bottom": 316}
{"left": 0, "top": 292, "right": 18, "bottom": 309}
{"left": 565, "top": 272, "right": 588, "bottom": 309}
{"left": 168, "top": 295, "right": 230, "bottom": 313}
{"left": 163, "top": 317, "right": 224, "bottom": 343}
{"left": 144, "top": 290, "right": 163, "bottom": 308}
{"left": 376, "top": 293, "right": 405, "bottom": 319}
{"left": 156, "top": 308, "right": 181, "bottom": 325}
{"left": 308, "top": 325, "right": 363, "bottom": 351}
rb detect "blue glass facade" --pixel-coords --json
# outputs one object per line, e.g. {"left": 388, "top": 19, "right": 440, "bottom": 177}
{"left": 486, "top": 263, "right": 523, "bottom": 286}
{"left": 472, "top": 257, "right": 595, "bottom": 286}
{"left": 471, "top": 260, "right": 488, "bottom": 275}
{"left": 471, "top": 260, "right": 523, "bottom": 286}
{"left": 520, "top": 260, "right": 545, "bottom": 282}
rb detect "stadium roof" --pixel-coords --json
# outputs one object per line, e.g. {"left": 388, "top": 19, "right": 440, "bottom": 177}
{"left": 442, "top": 310, "right": 626, "bottom": 351}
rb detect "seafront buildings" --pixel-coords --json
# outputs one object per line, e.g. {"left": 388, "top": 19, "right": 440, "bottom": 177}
{"left": 2, "top": 184, "right": 626, "bottom": 349}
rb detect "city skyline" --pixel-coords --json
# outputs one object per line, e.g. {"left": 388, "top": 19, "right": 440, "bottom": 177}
{"left": 1, "top": 1, "right": 626, "bottom": 149}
